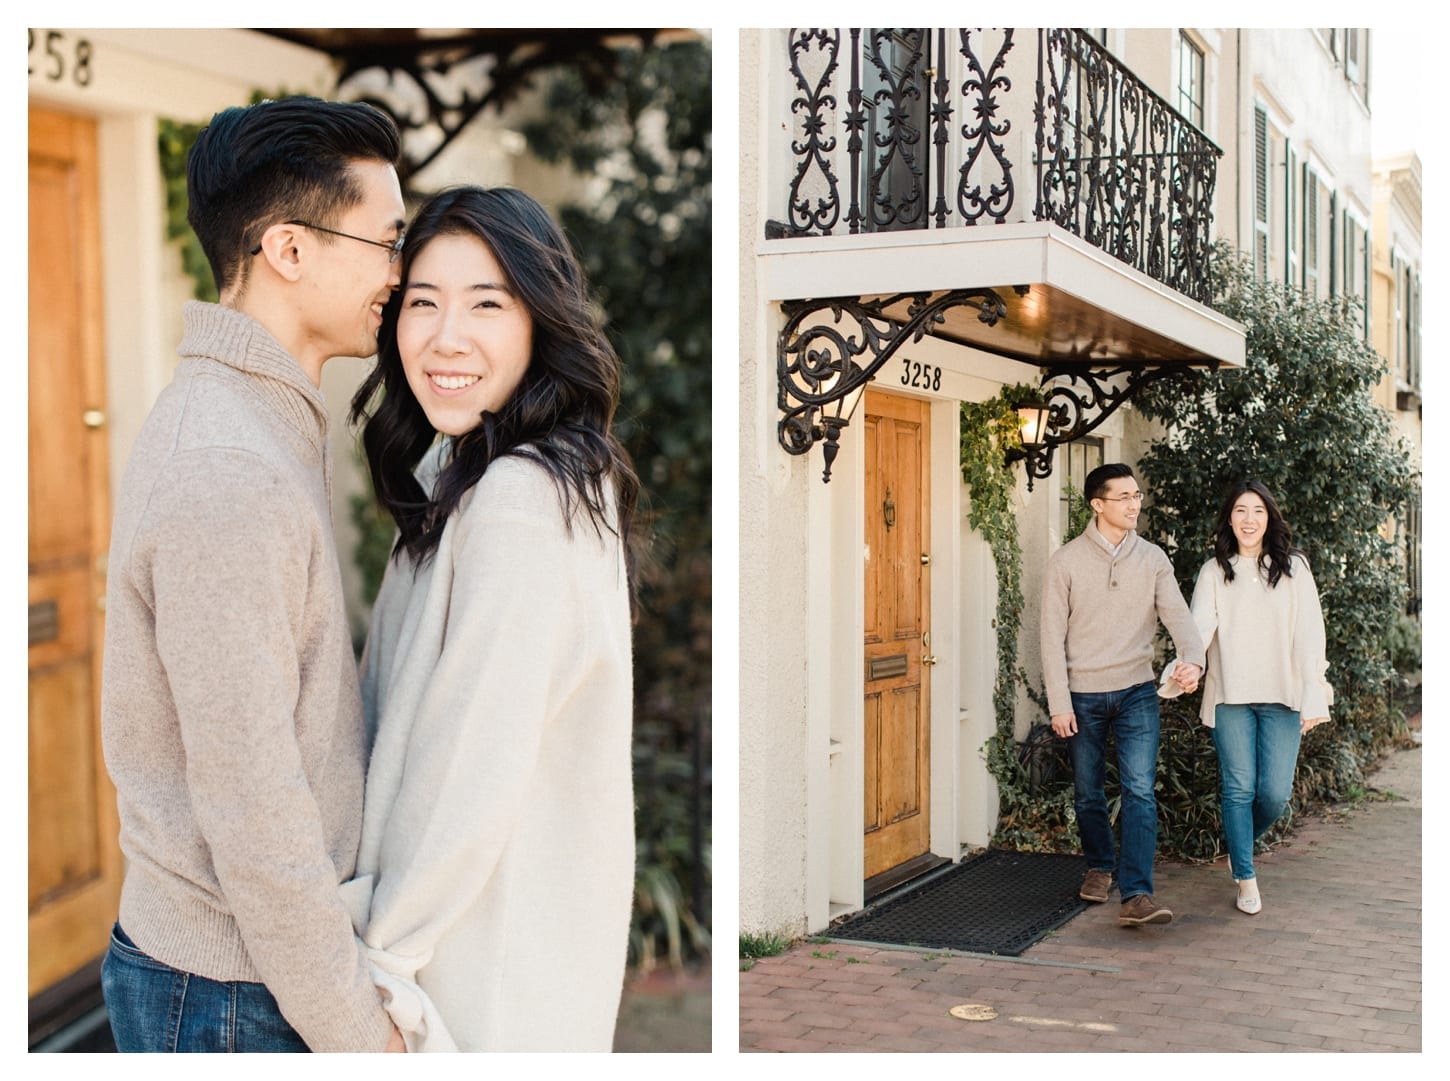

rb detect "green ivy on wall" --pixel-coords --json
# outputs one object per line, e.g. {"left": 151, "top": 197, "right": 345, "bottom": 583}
{"left": 158, "top": 116, "right": 216, "bottom": 302}
{"left": 959, "top": 384, "right": 1079, "bottom": 849}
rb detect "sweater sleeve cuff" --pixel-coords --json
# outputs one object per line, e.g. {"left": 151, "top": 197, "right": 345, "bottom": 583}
{"left": 1300, "top": 680, "right": 1333, "bottom": 722}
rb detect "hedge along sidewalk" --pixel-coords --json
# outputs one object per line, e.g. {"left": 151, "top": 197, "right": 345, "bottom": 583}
{"left": 740, "top": 741, "right": 1421, "bottom": 1053}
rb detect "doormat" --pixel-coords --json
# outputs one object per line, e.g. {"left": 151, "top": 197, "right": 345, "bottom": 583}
{"left": 828, "top": 850, "right": 1090, "bottom": 956}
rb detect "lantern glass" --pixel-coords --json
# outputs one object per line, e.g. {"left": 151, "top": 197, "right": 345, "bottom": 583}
{"left": 1017, "top": 399, "right": 1050, "bottom": 448}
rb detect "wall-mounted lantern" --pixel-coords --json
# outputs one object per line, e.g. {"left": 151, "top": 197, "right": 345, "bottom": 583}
{"left": 1004, "top": 366, "right": 1201, "bottom": 491}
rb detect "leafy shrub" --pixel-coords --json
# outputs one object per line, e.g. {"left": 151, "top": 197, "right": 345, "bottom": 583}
{"left": 1132, "top": 245, "right": 1418, "bottom": 846}
{"left": 978, "top": 245, "right": 1418, "bottom": 862}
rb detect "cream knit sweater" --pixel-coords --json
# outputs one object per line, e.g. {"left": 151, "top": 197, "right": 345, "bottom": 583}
{"left": 101, "top": 302, "right": 394, "bottom": 1051}
{"left": 346, "top": 448, "right": 635, "bottom": 1051}
{"left": 1188, "top": 553, "right": 1333, "bottom": 726}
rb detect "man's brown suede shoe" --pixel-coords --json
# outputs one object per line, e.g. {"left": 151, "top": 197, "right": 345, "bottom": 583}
{"left": 1119, "top": 893, "right": 1173, "bottom": 925}
{"left": 1079, "top": 869, "right": 1112, "bottom": 903}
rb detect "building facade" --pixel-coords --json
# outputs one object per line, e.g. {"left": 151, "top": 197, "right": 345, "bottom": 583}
{"left": 1371, "top": 151, "right": 1423, "bottom": 617}
{"left": 739, "top": 27, "right": 1394, "bottom": 940}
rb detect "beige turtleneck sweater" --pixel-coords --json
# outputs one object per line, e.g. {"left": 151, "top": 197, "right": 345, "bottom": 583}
{"left": 100, "top": 301, "right": 393, "bottom": 1051}
{"left": 1040, "top": 518, "right": 1206, "bottom": 717}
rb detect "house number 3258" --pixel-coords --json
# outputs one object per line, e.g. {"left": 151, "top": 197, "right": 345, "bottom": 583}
{"left": 901, "top": 358, "right": 942, "bottom": 392}
{"left": 29, "top": 30, "right": 93, "bottom": 87}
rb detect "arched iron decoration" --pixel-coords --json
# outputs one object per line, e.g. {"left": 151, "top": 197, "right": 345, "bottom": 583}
{"left": 1005, "top": 363, "right": 1207, "bottom": 490}
{"left": 778, "top": 288, "right": 1010, "bottom": 482}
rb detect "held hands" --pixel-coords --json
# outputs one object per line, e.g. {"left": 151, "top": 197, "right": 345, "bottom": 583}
{"left": 1300, "top": 716, "right": 1329, "bottom": 734}
{"left": 1051, "top": 712, "right": 1077, "bottom": 738}
{"left": 1171, "top": 662, "right": 1202, "bottom": 694}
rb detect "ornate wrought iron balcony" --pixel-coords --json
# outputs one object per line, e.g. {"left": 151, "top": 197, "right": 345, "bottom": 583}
{"left": 769, "top": 28, "right": 1221, "bottom": 306}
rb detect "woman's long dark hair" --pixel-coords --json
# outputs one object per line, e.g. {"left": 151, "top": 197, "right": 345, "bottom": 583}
{"left": 1212, "top": 479, "right": 1301, "bottom": 587}
{"left": 351, "top": 186, "right": 640, "bottom": 606}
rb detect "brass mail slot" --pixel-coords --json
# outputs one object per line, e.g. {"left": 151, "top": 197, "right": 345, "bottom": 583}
{"left": 868, "top": 653, "right": 908, "bottom": 681}
{"left": 29, "top": 600, "right": 59, "bottom": 647}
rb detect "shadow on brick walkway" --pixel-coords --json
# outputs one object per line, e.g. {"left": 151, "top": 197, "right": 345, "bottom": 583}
{"left": 741, "top": 742, "right": 1421, "bottom": 1052}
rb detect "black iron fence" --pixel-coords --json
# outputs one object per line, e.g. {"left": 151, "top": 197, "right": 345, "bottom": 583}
{"left": 771, "top": 28, "right": 1221, "bottom": 306}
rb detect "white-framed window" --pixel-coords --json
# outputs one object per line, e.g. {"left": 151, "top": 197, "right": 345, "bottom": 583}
{"left": 1402, "top": 261, "right": 1421, "bottom": 390}
{"left": 1177, "top": 32, "right": 1205, "bottom": 128}
{"left": 1339, "top": 205, "right": 1371, "bottom": 338}
{"left": 1302, "top": 165, "right": 1326, "bottom": 296}
{"left": 1059, "top": 438, "right": 1105, "bottom": 538}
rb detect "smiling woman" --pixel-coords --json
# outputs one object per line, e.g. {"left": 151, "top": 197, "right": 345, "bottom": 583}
{"left": 396, "top": 232, "right": 534, "bottom": 434}
{"left": 343, "top": 185, "right": 642, "bottom": 1050}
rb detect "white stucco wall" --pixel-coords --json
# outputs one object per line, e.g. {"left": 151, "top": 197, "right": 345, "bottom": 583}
{"left": 739, "top": 30, "right": 813, "bottom": 939}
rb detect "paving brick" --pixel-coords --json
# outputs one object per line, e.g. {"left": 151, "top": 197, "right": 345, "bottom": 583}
{"left": 739, "top": 745, "right": 1421, "bottom": 1053}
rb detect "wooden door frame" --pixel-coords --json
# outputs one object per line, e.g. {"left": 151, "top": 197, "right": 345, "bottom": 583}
{"left": 28, "top": 103, "right": 119, "bottom": 1000}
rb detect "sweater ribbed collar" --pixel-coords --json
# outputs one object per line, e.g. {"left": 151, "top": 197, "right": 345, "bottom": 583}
{"left": 176, "top": 300, "right": 329, "bottom": 448}
{"left": 1086, "top": 516, "right": 1137, "bottom": 558}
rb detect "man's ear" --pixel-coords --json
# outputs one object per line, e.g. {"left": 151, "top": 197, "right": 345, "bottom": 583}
{"left": 254, "top": 223, "right": 304, "bottom": 283}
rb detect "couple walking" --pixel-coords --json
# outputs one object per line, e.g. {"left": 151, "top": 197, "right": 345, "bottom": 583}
{"left": 98, "top": 97, "right": 638, "bottom": 1051}
{"left": 1041, "top": 464, "right": 1332, "bottom": 924}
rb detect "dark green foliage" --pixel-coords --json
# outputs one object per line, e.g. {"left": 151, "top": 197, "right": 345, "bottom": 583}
{"left": 520, "top": 39, "right": 712, "bottom": 970}
{"left": 158, "top": 117, "right": 217, "bottom": 302}
{"left": 969, "top": 245, "right": 1418, "bottom": 863}
{"left": 1132, "top": 245, "right": 1419, "bottom": 847}
{"left": 960, "top": 386, "right": 1071, "bottom": 849}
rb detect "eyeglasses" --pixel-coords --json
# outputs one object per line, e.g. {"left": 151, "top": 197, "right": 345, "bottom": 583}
{"left": 249, "top": 220, "right": 405, "bottom": 263}
{"left": 1100, "top": 491, "right": 1146, "bottom": 504}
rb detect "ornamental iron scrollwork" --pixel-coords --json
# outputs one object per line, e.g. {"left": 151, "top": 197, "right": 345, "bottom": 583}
{"left": 768, "top": 29, "right": 1222, "bottom": 308}
{"left": 1005, "top": 364, "right": 1202, "bottom": 490}
{"left": 785, "top": 29, "right": 845, "bottom": 236}
{"left": 1034, "top": 28, "right": 1219, "bottom": 305}
{"left": 778, "top": 289, "right": 1010, "bottom": 482}
{"left": 861, "top": 29, "right": 929, "bottom": 232}
{"left": 319, "top": 30, "right": 657, "bottom": 182}
{"left": 956, "top": 28, "right": 1015, "bottom": 225}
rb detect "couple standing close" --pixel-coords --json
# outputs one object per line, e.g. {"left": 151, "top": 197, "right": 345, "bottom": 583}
{"left": 1041, "top": 464, "right": 1332, "bottom": 924}
{"left": 99, "top": 97, "right": 638, "bottom": 1051}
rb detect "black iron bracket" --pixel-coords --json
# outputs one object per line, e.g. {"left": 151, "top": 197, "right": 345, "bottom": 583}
{"left": 1005, "top": 364, "right": 1204, "bottom": 489}
{"left": 777, "top": 288, "right": 1009, "bottom": 482}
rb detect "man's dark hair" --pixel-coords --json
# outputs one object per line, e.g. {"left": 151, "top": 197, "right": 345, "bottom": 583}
{"left": 186, "top": 96, "right": 401, "bottom": 294}
{"left": 1084, "top": 462, "right": 1136, "bottom": 503}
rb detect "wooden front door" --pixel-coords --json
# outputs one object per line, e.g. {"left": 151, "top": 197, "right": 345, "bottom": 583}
{"left": 862, "top": 390, "right": 931, "bottom": 880}
{"left": 28, "top": 105, "right": 120, "bottom": 996}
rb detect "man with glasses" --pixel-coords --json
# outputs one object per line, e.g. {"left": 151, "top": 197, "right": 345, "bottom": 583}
{"left": 100, "top": 97, "right": 407, "bottom": 1051}
{"left": 1040, "top": 463, "right": 1205, "bottom": 926}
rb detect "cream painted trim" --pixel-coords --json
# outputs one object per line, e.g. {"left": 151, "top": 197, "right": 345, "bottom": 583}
{"left": 28, "top": 29, "right": 334, "bottom": 120}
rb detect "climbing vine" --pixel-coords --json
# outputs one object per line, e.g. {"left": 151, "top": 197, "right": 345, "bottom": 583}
{"left": 158, "top": 116, "right": 216, "bottom": 302}
{"left": 959, "top": 385, "right": 1078, "bottom": 849}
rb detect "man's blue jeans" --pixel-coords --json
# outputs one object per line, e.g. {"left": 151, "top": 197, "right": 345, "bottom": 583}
{"left": 101, "top": 924, "right": 310, "bottom": 1052}
{"left": 1068, "top": 681, "right": 1161, "bottom": 900}
{"left": 1212, "top": 702, "right": 1302, "bottom": 881}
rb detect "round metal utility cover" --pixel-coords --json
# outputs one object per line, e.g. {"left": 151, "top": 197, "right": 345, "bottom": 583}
{"left": 949, "top": 1003, "right": 998, "bottom": 1022}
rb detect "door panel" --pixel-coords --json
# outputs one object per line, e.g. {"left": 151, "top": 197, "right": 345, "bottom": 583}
{"left": 28, "top": 105, "right": 119, "bottom": 997}
{"left": 862, "top": 390, "right": 931, "bottom": 880}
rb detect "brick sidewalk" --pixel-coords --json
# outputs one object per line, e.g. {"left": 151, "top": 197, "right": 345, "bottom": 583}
{"left": 741, "top": 742, "right": 1422, "bottom": 1052}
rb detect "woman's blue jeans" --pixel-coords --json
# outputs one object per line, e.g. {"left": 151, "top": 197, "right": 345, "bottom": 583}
{"left": 1068, "top": 681, "right": 1161, "bottom": 900}
{"left": 1212, "top": 703, "right": 1302, "bottom": 880}
{"left": 101, "top": 924, "right": 310, "bottom": 1052}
